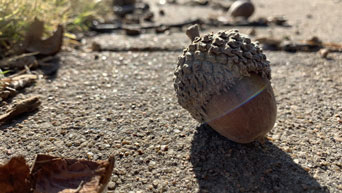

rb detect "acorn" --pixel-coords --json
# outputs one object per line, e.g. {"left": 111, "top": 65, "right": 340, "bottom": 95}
{"left": 229, "top": 0, "right": 255, "bottom": 20}
{"left": 173, "top": 25, "right": 277, "bottom": 143}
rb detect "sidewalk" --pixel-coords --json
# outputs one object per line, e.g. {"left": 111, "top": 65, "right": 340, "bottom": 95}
{"left": 1, "top": 0, "right": 341, "bottom": 192}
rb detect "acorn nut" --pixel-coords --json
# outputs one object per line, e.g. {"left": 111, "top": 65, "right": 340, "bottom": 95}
{"left": 229, "top": 0, "right": 255, "bottom": 20}
{"left": 173, "top": 25, "right": 277, "bottom": 143}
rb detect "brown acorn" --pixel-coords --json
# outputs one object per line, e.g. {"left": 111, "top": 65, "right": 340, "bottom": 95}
{"left": 229, "top": 0, "right": 255, "bottom": 20}
{"left": 174, "top": 25, "right": 277, "bottom": 143}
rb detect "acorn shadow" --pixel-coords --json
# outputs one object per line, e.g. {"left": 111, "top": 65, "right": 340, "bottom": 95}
{"left": 190, "top": 124, "right": 328, "bottom": 193}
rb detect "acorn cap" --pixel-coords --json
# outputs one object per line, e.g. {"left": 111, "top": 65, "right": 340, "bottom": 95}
{"left": 174, "top": 27, "right": 271, "bottom": 123}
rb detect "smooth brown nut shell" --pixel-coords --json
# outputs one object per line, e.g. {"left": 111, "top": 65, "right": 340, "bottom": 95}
{"left": 229, "top": 0, "right": 255, "bottom": 19}
{"left": 205, "top": 73, "right": 277, "bottom": 143}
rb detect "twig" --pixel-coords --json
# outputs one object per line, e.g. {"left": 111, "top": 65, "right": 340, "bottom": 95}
{"left": 255, "top": 36, "right": 342, "bottom": 53}
{"left": 8, "top": 63, "right": 36, "bottom": 78}
{"left": 0, "top": 74, "right": 38, "bottom": 101}
{"left": 0, "top": 95, "right": 41, "bottom": 124}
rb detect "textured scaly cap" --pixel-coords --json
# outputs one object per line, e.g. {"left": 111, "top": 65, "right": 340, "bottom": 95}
{"left": 174, "top": 27, "right": 271, "bottom": 122}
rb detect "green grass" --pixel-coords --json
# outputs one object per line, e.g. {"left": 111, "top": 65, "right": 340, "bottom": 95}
{"left": 0, "top": 0, "right": 111, "bottom": 59}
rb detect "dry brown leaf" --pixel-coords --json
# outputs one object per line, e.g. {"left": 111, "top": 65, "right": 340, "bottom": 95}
{"left": 30, "top": 154, "right": 115, "bottom": 193}
{"left": 22, "top": 18, "right": 64, "bottom": 56}
{"left": 0, "top": 155, "right": 115, "bottom": 193}
{"left": 0, "top": 156, "right": 31, "bottom": 193}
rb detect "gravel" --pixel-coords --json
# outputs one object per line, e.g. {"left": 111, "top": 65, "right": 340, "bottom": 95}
{"left": 1, "top": 0, "right": 342, "bottom": 192}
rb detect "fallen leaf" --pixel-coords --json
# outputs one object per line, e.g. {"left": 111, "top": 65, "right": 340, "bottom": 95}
{"left": 22, "top": 18, "right": 64, "bottom": 56}
{"left": 30, "top": 154, "right": 115, "bottom": 193}
{"left": 0, "top": 156, "right": 31, "bottom": 193}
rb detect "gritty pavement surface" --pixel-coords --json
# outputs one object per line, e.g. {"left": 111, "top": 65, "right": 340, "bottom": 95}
{"left": 1, "top": 0, "right": 342, "bottom": 193}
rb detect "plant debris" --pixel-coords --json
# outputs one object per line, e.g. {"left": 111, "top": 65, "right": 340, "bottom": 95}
{"left": 0, "top": 53, "right": 38, "bottom": 71}
{"left": 123, "top": 26, "right": 142, "bottom": 36}
{"left": 0, "top": 18, "right": 63, "bottom": 111}
{"left": 255, "top": 36, "right": 283, "bottom": 50}
{"left": 91, "top": 17, "right": 273, "bottom": 34}
{"left": 255, "top": 36, "right": 342, "bottom": 54}
{"left": 184, "top": 0, "right": 231, "bottom": 10}
{"left": 90, "top": 18, "right": 204, "bottom": 33}
{"left": 31, "top": 154, "right": 115, "bottom": 193}
{"left": 0, "top": 156, "right": 31, "bottom": 193}
{"left": 319, "top": 48, "right": 330, "bottom": 58}
{"left": 88, "top": 46, "right": 182, "bottom": 52}
{"left": 0, "top": 95, "right": 41, "bottom": 124}
{"left": 6, "top": 74, "right": 39, "bottom": 90}
{"left": 0, "top": 74, "right": 39, "bottom": 102}
{"left": 0, "top": 155, "right": 115, "bottom": 193}
{"left": 20, "top": 18, "right": 64, "bottom": 56}
{"left": 90, "top": 0, "right": 289, "bottom": 35}
{"left": 113, "top": 0, "right": 137, "bottom": 17}
{"left": 113, "top": 0, "right": 154, "bottom": 24}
